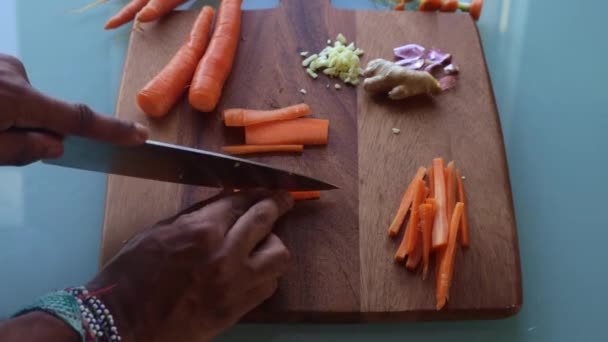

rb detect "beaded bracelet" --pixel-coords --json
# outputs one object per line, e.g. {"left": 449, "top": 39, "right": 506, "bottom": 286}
{"left": 14, "top": 286, "right": 122, "bottom": 342}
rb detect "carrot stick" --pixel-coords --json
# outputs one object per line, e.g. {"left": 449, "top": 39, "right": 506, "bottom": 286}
{"left": 445, "top": 161, "right": 456, "bottom": 221}
{"left": 388, "top": 166, "right": 427, "bottom": 238}
{"left": 104, "top": 0, "right": 150, "bottom": 29}
{"left": 189, "top": 0, "right": 243, "bottom": 112}
{"left": 221, "top": 144, "right": 303, "bottom": 155}
{"left": 419, "top": 0, "right": 442, "bottom": 11}
{"left": 290, "top": 191, "right": 321, "bottom": 200}
{"left": 456, "top": 170, "right": 469, "bottom": 247}
{"left": 436, "top": 202, "right": 463, "bottom": 310}
{"left": 136, "top": 0, "right": 188, "bottom": 22}
{"left": 428, "top": 165, "right": 435, "bottom": 198}
{"left": 406, "top": 230, "right": 423, "bottom": 271}
{"left": 245, "top": 118, "right": 329, "bottom": 145}
{"left": 136, "top": 6, "right": 215, "bottom": 117}
{"left": 223, "top": 103, "right": 311, "bottom": 127}
{"left": 439, "top": 0, "right": 459, "bottom": 12}
{"left": 432, "top": 158, "right": 449, "bottom": 249}
{"left": 420, "top": 203, "right": 434, "bottom": 280}
{"left": 395, "top": 179, "right": 425, "bottom": 262}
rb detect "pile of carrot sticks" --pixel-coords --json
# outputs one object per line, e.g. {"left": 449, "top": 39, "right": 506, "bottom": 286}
{"left": 388, "top": 158, "right": 469, "bottom": 310}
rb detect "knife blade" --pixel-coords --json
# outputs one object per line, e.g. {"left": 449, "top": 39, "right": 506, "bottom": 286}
{"left": 42, "top": 136, "right": 338, "bottom": 191}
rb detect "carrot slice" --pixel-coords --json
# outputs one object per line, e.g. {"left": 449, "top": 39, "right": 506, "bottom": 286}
{"left": 395, "top": 179, "right": 425, "bottom": 262}
{"left": 428, "top": 165, "right": 435, "bottom": 198}
{"left": 388, "top": 166, "right": 427, "bottom": 238}
{"left": 420, "top": 203, "right": 434, "bottom": 279}
{"left": 445, "top": 161, "right": 456, "bottom": 221}
{"left": 189, "top": 0, "right": 242, "bottom": 112}
{"left": 432, "top": 158, "right": 449, "bottom": 249}
{"left": 223, "top": 103, "right": 311, "bottom": 127}
{"left": 439, "top": 0, "right": 459, "bottom": 12}
{"left": 137, "top": 6, "right": 215, "bottom": 117}
{"left": 436, "top": 202, "right": 463, "bottom": 310}
{"left": 104, "top": 0, "right": 150, "bottom": 29}
{"left": 245, "top": 118, "right": 329, "bottom": 145}
{"left": 406, "top": 230, "right": 423, "bottom": 271}
{"left": 419, "top": 0, "right": 442, "bottom": 11}
{"left": 456, "top": 170, "right": 469, "bottom": 247}
{"left": 290, "top": 191, "right": 321, "bottom": 200}
{"left": 137, "top": 0, "right": 188, "bottom": 22}
{"left": 221, "top": 144, "right": 303, "bottom": 155}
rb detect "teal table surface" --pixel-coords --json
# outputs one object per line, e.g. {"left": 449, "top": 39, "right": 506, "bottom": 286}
{"left": 1, "top": 0, "right": 607, "bottom": 340}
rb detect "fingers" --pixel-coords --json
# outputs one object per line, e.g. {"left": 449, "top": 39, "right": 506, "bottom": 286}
{"left": 225, "top": 192, "right": 294, "bottom": 255}
{"left": 247, "top": 234, "right": 291, "bottom": 283}
{"left": 14, "top": 89, "right": 148, "bottom": 145}
{"left": 0, "top": 131, "right": 63, "bottom": 166}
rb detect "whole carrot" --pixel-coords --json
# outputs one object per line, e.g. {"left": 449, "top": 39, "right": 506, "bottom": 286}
{"left": 459, "top": 0, "right": 484, "bottom": 21}
{"left": 189, "top": 0, "right": 243, "bottom": 112}
{"left": 439, "top": 0, "right": 459, "bottom": 12}
{"left": 137, "top": 6, "right": 215, "bottom": 117}
{"left": 137, "top": 0, "right": 189, "bottom": 22}
{"left": 419, "top": 0, "right": 442, "bottom": 11}
{"left": 104, "top": 0, "right": 150, "bottom": 30}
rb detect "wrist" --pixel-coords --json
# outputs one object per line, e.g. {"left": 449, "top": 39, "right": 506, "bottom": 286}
{"left": 0, "top": 311, "right": 79, "bottom": 342}
{"left": 86, "top": 280, "right": 136, "bottom": 342}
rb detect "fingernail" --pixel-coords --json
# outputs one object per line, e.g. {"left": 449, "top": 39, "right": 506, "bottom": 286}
{"left": 45, "top": 144, "right": 64, "bottom": 159}
{"left": 134, "top": 123, "right": 149, "bottom": 143}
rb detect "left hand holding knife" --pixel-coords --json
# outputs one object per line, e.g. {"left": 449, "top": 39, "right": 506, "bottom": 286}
{"left": 0, "top": 53, "right": 148, "bottom": 166}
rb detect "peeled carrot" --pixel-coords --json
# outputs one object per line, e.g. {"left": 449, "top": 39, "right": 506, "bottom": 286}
{"left": 436, "top": 202, "right": 463, "bottom": 310}
{"left": 290, "top": 191, "right": 321, "bottom": 200}
{"left": 137, "top": 0, "right": 188, "bottom": 22}
{"left": 428, "top": 165, "right": 435, "bottom": 198}
{"left": 137, "top": 6, "right": 215, "bottom": 117}
{"left": 223, "top": 103, "right": 311, "bottom": 127}
{"left": 104, "top": 0, "right": 150, "bottom": 29}
{"left": 222, "top": 144, "right": 303, "bottom": 155}
{"left": 395, "top": 179, "right": 425, "bottom": 262}
{"left": 189, "top": 0, "right": 243, "bottom": 112}
{"left": 432, "top": 158, "right": 449, "bottom": 249}
{"left": 456, "top": 170, "right": 469, "bottom": 247}
{"left": 406, "top": 231, "right": 423, "bottom": 270}
{"left": 460, "top": 0, "right": 483, "bottom": 21}
{"left": 245, "top": 118, "right": 329, "bottom": 145}
{"left": 439, "top": 0, "right": 459, "bottom": 12}
{"left": 445, "top": 161, "right": 456, "bottom": 221}
{"left": 419, "top": 0, "right": 442, "bottom": 11}
{"left": 420, "top": 203, "right": 434, "bottom": 280}
{"left": 388, "top": 166, "right": 427, "bottom": 238}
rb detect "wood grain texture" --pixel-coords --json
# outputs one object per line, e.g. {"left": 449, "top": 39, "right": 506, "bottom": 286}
{"left": 102, "top": 0, "right": 521, "bottom": 321}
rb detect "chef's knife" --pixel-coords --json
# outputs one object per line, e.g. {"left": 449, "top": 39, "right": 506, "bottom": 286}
{"left": 43, "top": 136, "right": 337, "bottom": 191}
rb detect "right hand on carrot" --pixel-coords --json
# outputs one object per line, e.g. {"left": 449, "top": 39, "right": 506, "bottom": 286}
{"left": 88, "top": 190, "right": 294, "bottom": 342}
{"left": 0, "top": 54, "right": 148, "bottom": 166}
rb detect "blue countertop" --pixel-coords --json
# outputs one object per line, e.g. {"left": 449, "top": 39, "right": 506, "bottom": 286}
{"left": 1, "top": 0, "right": 607, "bottom": 341}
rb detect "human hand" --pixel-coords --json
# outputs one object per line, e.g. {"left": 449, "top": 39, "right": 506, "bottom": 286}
{"left": 88, "top": 191, "right": 294, "bottom": 342}
{"left": 0, "top": 54, "right": 148, "bottom": 166}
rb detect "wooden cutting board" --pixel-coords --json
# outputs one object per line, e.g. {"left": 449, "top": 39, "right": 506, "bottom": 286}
{"left": 102, "top": 0, "right": 522, "bottom": 321}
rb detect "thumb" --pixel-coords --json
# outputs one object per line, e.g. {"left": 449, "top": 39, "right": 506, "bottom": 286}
{"left": 0, "top": 131, "right": 63, "bottom": 166}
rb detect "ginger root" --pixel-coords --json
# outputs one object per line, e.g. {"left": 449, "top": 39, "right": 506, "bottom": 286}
{"left": 363, "top": 59, "right": 441, "bottom": 100}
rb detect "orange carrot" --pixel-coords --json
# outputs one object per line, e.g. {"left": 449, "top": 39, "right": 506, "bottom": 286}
{"left": 436, "top": 202, "right": 463, "bottom": 310}
{"left": 439, "top": 0, "right": 459, "bottom": 12}
{"left": 221, "top": 144, "right": 303, "bottom": 155}
{"left": 290, "top": 191, "right": 321, "bottom": 200}
{"left": 388, "top": 166, "right": 427, "bottom": 238}
{"left": 223, "top": 103, "right": 311, "bottom": 127}
{"left": 432, "top": 158, "right": 449, "bottom": 249}
{"left": 420, "top": 203, "right": 434, "bottom": 280}
{"left": 419, "top": 0, "right": 442, "bottom": 11}
{"left": 445, "top": 161, "right": 456, "bottom": 221}
{"left": 469, "top": 0, "right": 483, "bottom": 21}
{"left": 189, "top": 0, "right": 243, "bottom": 112}
{"left": 424, "top": 187, "right": 430, "bottom": 199}
{"left": 406, "top": 231, "right": 423, "bottom": 270}
{"left": 245, "top": 118, "right": 329, "bottom": 145}
{"left": 104, "top": 0, "right": 150, "bottom": 29}
{"left": 456, "top": 170, "right": 469, "bottom": 247}
{"left": 136, "top": 0, "right": 188, "bottom": 22}
{"left": 137, "top": 6, "right": 215, "bottom": 117}
{"left": 393, "top": 1, "right": 405, "bottom": 11}
{"left": 428, "top": 165, "right": 435, "bottom": 198}
{"left": 395, "top": 179, "right": 425, "bottom": 262}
